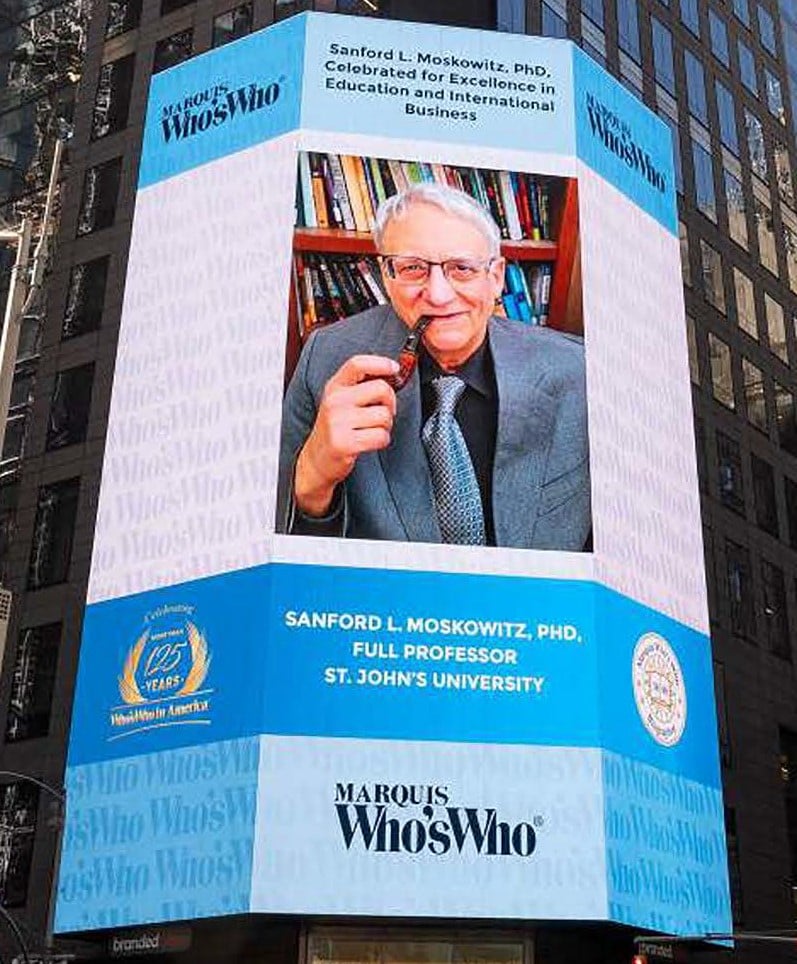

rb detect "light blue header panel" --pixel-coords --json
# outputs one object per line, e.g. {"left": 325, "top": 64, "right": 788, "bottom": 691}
{"left": 138, "top": 14, "right": 305, "bottom": 188}
{"left": 300, "top": 14, "right": 575, "bottom": 154}
{"left": 138, "top": 13, "right": 677, "bottom": 234}
{"left": 572, "top": 47, "right": 677, "bottom": 233}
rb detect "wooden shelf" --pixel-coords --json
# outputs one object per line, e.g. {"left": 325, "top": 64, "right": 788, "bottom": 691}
{"left": 293, "top": 227, "right": 559, "bottom": 262}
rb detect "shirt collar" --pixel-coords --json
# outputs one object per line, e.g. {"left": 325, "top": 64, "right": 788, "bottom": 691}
{"left": 419, "top": 336, "right": 493, "bottom": 398}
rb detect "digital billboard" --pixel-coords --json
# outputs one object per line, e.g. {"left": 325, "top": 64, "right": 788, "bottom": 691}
{"left": 56, "top": 13, "right": 731, "bottom": 938}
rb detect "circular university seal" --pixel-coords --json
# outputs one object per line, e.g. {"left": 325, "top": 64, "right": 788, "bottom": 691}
{"left": 631, "top": 632, "right": 687, "bottom": 747}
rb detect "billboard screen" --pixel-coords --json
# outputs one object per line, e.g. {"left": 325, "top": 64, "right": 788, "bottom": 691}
{"left": 56, "top": 12, "right": 731, "bottom": 937}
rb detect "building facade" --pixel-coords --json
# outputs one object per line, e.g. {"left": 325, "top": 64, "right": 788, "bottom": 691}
{"left": 0, "top": 0, "right": 794, "bottom": 961}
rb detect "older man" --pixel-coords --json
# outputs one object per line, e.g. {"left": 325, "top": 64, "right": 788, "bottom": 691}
{"left": 277, "top": 182, "right": 590, "bottom": 550}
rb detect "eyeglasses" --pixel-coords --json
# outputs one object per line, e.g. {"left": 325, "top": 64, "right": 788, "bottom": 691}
{"left": 380, "top": 255, "right": 495, "bottom": 286}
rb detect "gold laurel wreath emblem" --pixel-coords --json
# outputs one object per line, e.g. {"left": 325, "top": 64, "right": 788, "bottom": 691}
{"left": 177, "top": 621, "right": 211, "bottom": 696}
{"left": 118, "top": 630, "right": 148, "bottom": 705}
{"left": 118, "top": 621, "right": 211, "bottom": 705}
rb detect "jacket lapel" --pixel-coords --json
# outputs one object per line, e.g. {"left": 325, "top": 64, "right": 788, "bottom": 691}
{"left": 490, "top": 319, "right": 555, "bottom": 548}
{"left": 379, "top": 368, "right": 442, "bottom": 543}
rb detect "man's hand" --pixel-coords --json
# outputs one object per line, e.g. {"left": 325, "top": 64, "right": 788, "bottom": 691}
{"left": 294, "top": 354, "right": 400, "bottom": 517}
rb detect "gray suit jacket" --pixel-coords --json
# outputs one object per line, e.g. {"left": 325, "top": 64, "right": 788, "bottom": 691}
{"left": 277, "top": 306, "right": 590, "bottom": 550}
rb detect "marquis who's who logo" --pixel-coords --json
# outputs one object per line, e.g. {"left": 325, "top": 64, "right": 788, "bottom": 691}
{"left": 110, "top": 604, "right": 214, "bottom": 739}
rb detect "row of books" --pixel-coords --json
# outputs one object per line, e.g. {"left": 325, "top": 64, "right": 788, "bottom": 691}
{"left": 296, "top": 152, "right": 554, "bottom": 242}
{"left": 293, "top": 254, "right": 552, "bottom": 336}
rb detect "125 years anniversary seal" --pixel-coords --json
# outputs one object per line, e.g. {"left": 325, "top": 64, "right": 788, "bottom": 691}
{"left": 110, "top": 604, "right": 214, "bottom": 740}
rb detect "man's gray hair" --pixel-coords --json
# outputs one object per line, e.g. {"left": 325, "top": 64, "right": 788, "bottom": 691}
{"left": 374, "top": 182, "right": 502, "bottom": 258}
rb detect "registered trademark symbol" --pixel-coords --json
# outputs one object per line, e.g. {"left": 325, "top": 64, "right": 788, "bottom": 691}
{"left": 533, "top": 815, "right": 544, "bottom": 828}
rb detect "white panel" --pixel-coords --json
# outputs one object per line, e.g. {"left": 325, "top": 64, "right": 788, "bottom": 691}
{"left": 251, "top": 736, "right": 607, "bottom": 919}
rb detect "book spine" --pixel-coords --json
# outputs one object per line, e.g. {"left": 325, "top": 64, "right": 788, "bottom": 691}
{"left": 378, "top": 158, "right": 397, "bottom": 197}
{"left": 309, "top": 153, "right": 330, "bottom": 228}
{"left": 356, "top": 155, "right": 377, "bottom": 230}
{"left": 298, "top": 153, "right": 316, "bottom": 228}
{"left": 538, "top": 183, "right": 550, "bottom": 240}
{"left": 403, "top": 160, "right": 424, "bottom": 184}
{"left": 538, "top": 264, "right": 552, "bottom": 325}
{"left": 329, "top": 258, "right": 362, "bottom": 315}
{"left": 321, "top": 155, "right": 344, "bottom": 228}
{"left": 506, "top": 262, "right": 532, "bottom": 323}
{"left": 368, "top": 156, "right": 387, "bottom": 208}
{"left": 388, "top": 158, "right": 408, "bottom": 192}
{"left": 327, "top": 154, "right": 356, "bottom": 231}
{"left": 307, "top": 257, "right": 333, "bottom": 326}
{"left": 527, "top": 175, "right": 542, "bottom": 241}
{"left": 357, "top": 258, "right": 388, "bottom": 305}
{"left": 499, "top": 170, "right": 523, "bottom": 241}
{"left": 318, "top": 257, "right": 346, "bottom": 320}
{"left": 341, "top": 155, "right": 370, "bottom": 232}
{"left": 485, "top": 170, "right": 509, "bottom": 238}
{"left": 515, "top": 173, "right": 532, "bottom": 239}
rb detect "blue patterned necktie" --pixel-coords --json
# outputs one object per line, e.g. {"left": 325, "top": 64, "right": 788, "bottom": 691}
{"left": 422, "top": 376, "right": 486, "bottom": 545}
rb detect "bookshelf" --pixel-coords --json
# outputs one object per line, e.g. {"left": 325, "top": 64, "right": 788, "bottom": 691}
{"left": 285, "top": 153, "right": 582, "bottom": 385}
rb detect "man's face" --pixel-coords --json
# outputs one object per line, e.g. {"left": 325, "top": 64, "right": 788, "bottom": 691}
{"left": 379, "top": 202, "right": 505, "bottom": 371}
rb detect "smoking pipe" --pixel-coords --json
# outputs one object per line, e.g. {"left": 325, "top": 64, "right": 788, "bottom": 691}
{"left": 380, "top": 315, "right": 432, "bottom": 390}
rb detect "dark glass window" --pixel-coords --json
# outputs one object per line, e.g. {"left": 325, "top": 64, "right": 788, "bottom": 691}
{"left": 212, "top": 3, "right": 252, "bottom": 46}
{"left": 652, "top": 19, "right": 675, "bottom": 94}
{"left": 775, "top": 142, "right": 793, "bottom": 205}
{"left": 542, "top": 0, "right": 567, "bottom": 37}
{"left": 709, "top": 333, "right": 735, "bottom": 407}
{"left": 617, "top": 0, "right": 640, "bottom": 59}
{"left": 738, "top": 40, "right": 758, "bottom": 95}
{"left": 2, "top": 414, "right": 27, "bottom": 463}
{"left": 714, "top": 661, "right": 731, "bottom": 766}
{"left": 733, "top": 0, "right": 750, "bottom": 26}
{"left": 709, "top": 9, "right": 729, "bottom": 65}
{"left": 541, "top": 1, "right": 567, "bottom": 36}
{"left": 685, "top": 51, "right": 708, "bottom": 122}
{"left": 0, "top": 782, "right": 38, "bottom": 907}
{"left": 161, "top": 0, "right": 192, "bottom": 14}
{"left": 724, "top": 167, "right": 748, "bottom": 247}
{"left": 581, "top": 0, "right": 604, "bottom": 27}
{"left": 91, "top": 55, "right": 135, "bottom": 140}
{"left": 757, "top": 5, "right": 776, "bottom": 53}
{"left": 776, "top": 382, "right": 797, "bottom": 457}
{"left": 27, "top": 478, "right": 80, "bottom": 590}
{"left": 46, "top": 364, "right": 95, "bottom": 451}
{"left": 693, "top": 142, "right": 717, "bottom": 221}
{"left": 717, "top": 430, "right": 745, "bottom": 514}
{"left": 762, "top": 559, "right": 790, "bottom": 658}
{"left": 725, "top": 807, "right": 744, "bottom": 924}
{"left": 735, "top": 267, "right": 758, "bottom": 338}
{"left": 701, "top": 239, "right": 725, "bottom": 309}
{"left": 726, "top": 539, "right": 755, "bottom": 637}
{"left": 6, "top": 623, "right": 60, "bottom": 741}
{"left": 153, "top": 29, "right": 193, "bottom": 74}
{"left": 106, "top": 0, "right": 142, "bottom": 37}
{"left": 0, "top": 483, "right": 18, "bottom": 582}
{"left": 680, "top": 0, "right": 699, "bottom": 35}
{"left": 716, "top": 81, "right": 739, "bottom": 154}
{"left": 743, "top": 360, "right": 767, "bottom": 430}
{"left": 785, "top": 476, "right": 797, "bottom": 548}
{"left": 62, "top": 257, "right": 108, "bottom": 339}
{"left": 76, "top": 158, "right": 122, "bottom": 236}
{"left": 766, "top": 70, "right": 785, "bottom": 122}
{"left": 9, "top": 374, "right": 33, "bottom": 412}
{"left": 746, "top": 109, "right": 767, "bottom": 179}
{"left": 659, "top": 113, "right": 683, "bottom": 192}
